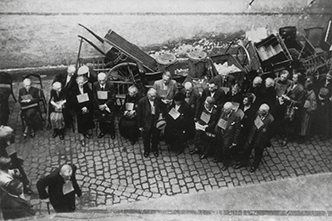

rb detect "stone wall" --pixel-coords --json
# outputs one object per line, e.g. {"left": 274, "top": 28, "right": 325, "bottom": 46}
{"left": 0, "top": 0, "right": 331, "bottom": 69}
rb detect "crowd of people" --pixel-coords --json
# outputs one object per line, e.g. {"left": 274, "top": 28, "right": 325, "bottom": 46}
{"left": 0, "top": 61, "right": 332, "bottom": 219}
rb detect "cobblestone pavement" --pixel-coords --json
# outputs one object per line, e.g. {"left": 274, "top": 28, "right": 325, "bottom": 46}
{"left": 5, "top": 80, "right": 332, "bottom": 215}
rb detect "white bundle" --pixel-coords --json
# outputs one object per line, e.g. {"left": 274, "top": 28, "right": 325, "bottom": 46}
{"left": 214, "top": 62, "right": 241, "bottom": 75}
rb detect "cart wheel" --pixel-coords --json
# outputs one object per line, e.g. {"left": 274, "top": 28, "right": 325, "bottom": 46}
{"left": 107, "top": 62, "right": 145, "bottom": 92}
{"left": 236, "top": 44, "right": 251, "bottom": 70}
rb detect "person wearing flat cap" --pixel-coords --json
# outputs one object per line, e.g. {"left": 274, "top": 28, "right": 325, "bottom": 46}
{"left": 235, "top": 103, "right": 274, "bottom": 172}
{"left": 164, "top": 92, "right": 195, "bottom": 155}
{"left": 77, "top": 65, "right": 98, "bottom": 86}
{"left": 37, "top": 164, "right": 82, "bottom": 213}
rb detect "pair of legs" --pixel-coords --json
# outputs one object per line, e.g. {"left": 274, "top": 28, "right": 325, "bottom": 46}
{"left": 142, "top": 126, "right": 160, "bottom": 157}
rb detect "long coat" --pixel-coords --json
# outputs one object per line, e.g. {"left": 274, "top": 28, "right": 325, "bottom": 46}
{"left": 214, "top": 110, "right": 242, "bottom": 148}
{"left": 71, "top": 84, "right": 95, "bottom": 133}
{"left": 119, "top": 94, "right": 141, "bottom": 141}
{"left": 36, "top": 164, "right": 82, "bottom": 213}
{"left": 137, "top": 96, "right": 164, "bottom": 135}
{"left": 164, "top": 101, "right": 194, "bottom": 145}
{"left": 92, "top": 81, "right": 115, "bottom": 122}
{"left": 247, "top": 113, "right": 274, "bottom": 147}
{"left": 300, "top": 90, "right": 317, "bottom": 136}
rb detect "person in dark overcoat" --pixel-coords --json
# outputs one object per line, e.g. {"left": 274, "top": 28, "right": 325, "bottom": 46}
{"left": 1, "top": 179, "right": 35, "bottom": 220}
{"left": 18, "top": 78, "right": 42, "bottom": 139}
{"left": 119, "top": 85, "right": 141, "bottom": 145}
{"left": 137, "top": 88, "right": 164, "bottom": 158}
{"left": 70, "top": 76, "right": 95, "bottom": 146}
{"left": 191, "top": 96, "right": 220, "bottom": 159}
{"left": 164, "top": 92, "right": 194, "bottom": 155}
{"left": 214, "top": 102, "right": 242, "bottom": 171}
{"left": 235, "top": 104, "right": 274, "bottom": 172}
{"left": 92, "top": 72, "right": 115, "bottom": 139}
{"left": 36, "top": 164, "right": 82, "bottom": 213}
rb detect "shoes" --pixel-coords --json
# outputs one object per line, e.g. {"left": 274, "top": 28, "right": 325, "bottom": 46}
{"left": 130, "top": 140, "right": 136, "bottom": 145}
{"left": 200, "top": 154, "right": 207, "bottom": 159}
{"left": 111, "top": 134, "right": 115, "bottom": 139}
{"left": 24, "top": 186, "right": 34, "bottom": 195}
{"left": 52, "top": 131, "right": 58, "bottom": 138}
{"left": 30, "top": 130, "right": 35, "bottom": 138}
{"left": 83, "top": 133, "right": 91, "bottom": 139}
{"left": 221, "top": 166, "right": 228, "bottom": 171}
{"left": 23, "top": 132, "right": 28, "bottom": 139}
{"left": 97, "top": 132, "right": 105, "bottom": 138}
{"left": 59, "top": 134, "right": 64, "bottom": 140}
{"left": 153, "top": 151, "right": 159, "bottom": 157}
{"left": 234, "top": 163, "right": 244, "bottom": 169}
{"left": 190, "top": 149, "right": 200, "bottom": 155}
{"left": 249, "top": 166, "right": 257, "bottom": 173}
{"left": 281, "top": 138, "right": 288, "bottom": 147}
{"left": 81, "top": 140, "right": 86, "bottom": 147}
{"left": 144, "top": 152, "right": 149, "bottom": 158}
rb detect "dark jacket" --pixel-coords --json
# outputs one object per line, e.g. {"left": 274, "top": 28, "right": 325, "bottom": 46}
{"left": 137, "top": 96, "right": 164, "bottom": 134}
{"left": 18, "top": 86, "right": 40, "bottom": 109}
{"left": 247, "top": 113, "right": 274, "bottom": 147}
{"left": 37, "top": 164, "right": 82, "bottom": 213}
{"left": 53, "top": 72, "right": 76, "bottom": 96}
{"left": 180, "top": 87, "right": 201, "bottom": 119}
{"left": 1, "top": 193, "right": 35, "bottom": 220}
{"left": 201, "top": 87, "right": 226, "bottom": 109}
{"left": 215, "top": 110, "right": 242, "bottom": 147}
{"left": 92, "top": 81, "right": 115, "bottom": 109}
{"left": 196, "top": 104, "right": 220, "bottom": 133}
{"left": 164, "top": 101, "right": 194, "bottom": 143}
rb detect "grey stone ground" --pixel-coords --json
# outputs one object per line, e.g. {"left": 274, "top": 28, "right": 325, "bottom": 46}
{"left": 6, "top": 79, "right": 332, "bottom": 216}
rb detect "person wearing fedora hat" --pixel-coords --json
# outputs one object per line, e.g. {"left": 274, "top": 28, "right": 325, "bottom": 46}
{"left": 164, "top": 92, "right": 195, "bottom": 155}
{"left": 138, "top": 88, "right": 165, "bottom": 158}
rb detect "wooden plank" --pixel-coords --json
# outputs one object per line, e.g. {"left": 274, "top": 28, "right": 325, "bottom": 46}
{"left": 104, "top": 29, "right": 157, "bottom": 72}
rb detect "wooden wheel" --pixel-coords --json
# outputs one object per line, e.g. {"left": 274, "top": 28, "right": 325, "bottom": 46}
{"left": 236, "top": 43, "right": 251, "bottom": 70}
{"left": 107, "top": 62, "right": 145, "bottom": 93}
